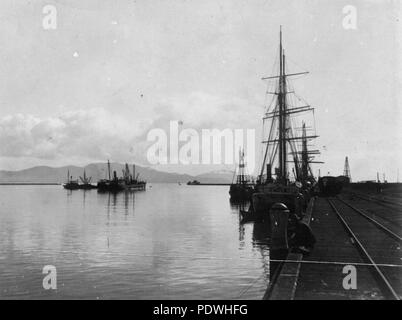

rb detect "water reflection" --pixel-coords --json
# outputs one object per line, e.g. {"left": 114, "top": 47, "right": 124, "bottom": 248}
{"left": 232, "top": 198, "right": 281, "bottom": 286}
{"left": 82, "top": 189, "right": 87, "bottom": 209}
{"left": 97, "top": 190, "right": 138, "bottom": 222}
{"left": 0, "top": 185, "right": 270, "bottom": 299}
{"left": 252, "top": 219, "right": 270, "bottom": 246}
{"left": 229, "top": 199, "right": 249, "bottom": 211}
{"left": 230, "top": 200, "right": 249, "bottom": 245}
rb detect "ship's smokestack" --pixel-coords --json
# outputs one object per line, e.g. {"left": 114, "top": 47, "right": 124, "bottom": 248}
{"left": 266, "top": 164, "right": 272, "bottom": 182}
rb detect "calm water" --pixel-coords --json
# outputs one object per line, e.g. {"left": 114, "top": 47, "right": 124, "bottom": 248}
{"left": 0, "top": 184, "right": 271, "bottom": 299}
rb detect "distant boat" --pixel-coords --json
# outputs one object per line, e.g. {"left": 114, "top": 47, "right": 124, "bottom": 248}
{"left": 78, "top": 170, "right": 97, "bottom": 189}
{"left": 97, "top": 161, "right": 146, "bottom": 192}
{"left": 229, "top": 149, "right": 254, "bottom": 202}
{"left": 187, "top": 180, "right": 201, "bottom": 185}
{"left": 63, "top": 170, "right": 80, "bottom": 190}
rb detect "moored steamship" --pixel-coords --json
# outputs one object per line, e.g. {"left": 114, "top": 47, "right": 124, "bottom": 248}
{"left": 97, "top": 161, "right": 146, "bottom": 192}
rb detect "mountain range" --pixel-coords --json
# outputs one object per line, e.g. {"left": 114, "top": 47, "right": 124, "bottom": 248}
{"left": 0, "top": 163, "right": 235, "bottom": 184}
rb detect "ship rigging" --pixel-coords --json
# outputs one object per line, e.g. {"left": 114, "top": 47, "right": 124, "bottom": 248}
{"left": 258, "top": 27, "right": 321, "bottom": 187}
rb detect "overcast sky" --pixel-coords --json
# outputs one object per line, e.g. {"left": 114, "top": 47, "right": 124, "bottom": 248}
{"left": 0, "top": 0, "right": 400, "bottom": 181}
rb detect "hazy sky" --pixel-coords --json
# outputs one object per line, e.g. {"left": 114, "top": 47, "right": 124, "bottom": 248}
{"left": 0, "top": 0, "right": 400, "bottom": 181}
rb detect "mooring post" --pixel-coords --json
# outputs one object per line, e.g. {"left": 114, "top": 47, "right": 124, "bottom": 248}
{"left": 270, "top": 203, "right": 290, "bottom": 250}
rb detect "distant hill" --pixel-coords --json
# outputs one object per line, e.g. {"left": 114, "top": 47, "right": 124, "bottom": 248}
{"left": 193, "top": 169, "right": 234, "bottom": 184}
{"left": 0, "top": 163, "right": 234, "bottom": 184}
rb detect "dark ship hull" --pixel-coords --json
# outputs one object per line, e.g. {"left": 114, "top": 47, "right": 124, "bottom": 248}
{"left": 97, "top": 180, "right": 146, "bottom": 192}
{"left": 126, "top": 182, "right": 146, "bottom": 191}
{"left": 241, "top": 184, "right": 304, "bottom": 223}
{"left": 63, "top": 182, "right": 80, "bottom": 190}
{"left": 97, "top": 179, "right": 146, "bottom": 192}
{"left": 229, "top": 184, "right": 254, "bottom": 202}
{"left": 97, "top": 180, "right": 124, "bottom": 192}
{"left": 252, "top": 185, "right": 303, "bottom": 215}
{"left": 78, "top": 183, "right": 97, "bottom": 190}
{"left": 187, "top": 180, "right": 200, "bottom": 185}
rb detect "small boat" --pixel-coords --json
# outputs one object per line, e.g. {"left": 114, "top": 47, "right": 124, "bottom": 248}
{"left": 187, "top": 180, "right": 201, "bottom": 185}
{"left": 123, "top": 163, "right": 146, "bottom": 190}
{"left": 78, "top": 170, "right": 97, "bottom": 189}
{"left": 63, "top": 170, "right": 80, "bottom": 190}
{"left": 229, "top": 149, "right": 254, "bottom": 202}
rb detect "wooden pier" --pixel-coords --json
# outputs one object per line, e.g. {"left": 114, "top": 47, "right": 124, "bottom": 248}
{"left": 265, "top": 190, "right": 402, "bottom": 300}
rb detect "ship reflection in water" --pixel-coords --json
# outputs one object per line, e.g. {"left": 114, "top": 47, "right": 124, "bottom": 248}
{"left": 230, "top": 200, "right": 275, "bottom": 286}
{"left": 0, "top": 184, "right": 272, "bottom": 299}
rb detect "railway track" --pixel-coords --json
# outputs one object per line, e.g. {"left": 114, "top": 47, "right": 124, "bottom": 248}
{"left": 327, "top": 198, "right": 402, "bottom": 300}
{"left": 336, "top": 197, "right": 402, "bottom": 242}
{"left": 342, "top": 193, "right": 402, "bottom": 228}
{"left": 351, "top": 192, "right": 402, "bottom": 210}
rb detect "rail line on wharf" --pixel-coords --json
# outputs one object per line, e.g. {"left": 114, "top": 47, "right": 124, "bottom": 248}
{"left": 327, "top": 197, "right": 402, "bottom": 300}
{"left": 342, "top": 192, "right": 402, "bottom": 230}
{"left": 335, "top": 197, "right": 402, "bottom": 242}
{"left": 351, "top": 192, "right": 402, "bottom": 211}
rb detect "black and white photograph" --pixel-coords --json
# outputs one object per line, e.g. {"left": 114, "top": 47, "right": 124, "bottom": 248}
{"left": 0, "top": 0, "right": 401, "bottom": 303}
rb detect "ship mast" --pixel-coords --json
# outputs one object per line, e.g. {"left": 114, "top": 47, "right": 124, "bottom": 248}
{"left": 237, "top": 149, "right": 247, "bottom": 184}
{"left": 107, "top": 160, "right": 111, "bottom": 181}
{"left": 259, "top": 27, "right": 319, "bottom": 185}
{"left": 301, "top": 122, "right": 308, "bottom": 181}
{"left": 278, "top": 27, "right": 287, "bottom": 183}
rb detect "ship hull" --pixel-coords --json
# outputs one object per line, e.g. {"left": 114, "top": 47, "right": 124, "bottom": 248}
{"left": 240, "top": 208, "right": 264, "bottom": 223}
{"left": 125, "top": 182, "right": 146, "bottom": 191}
{"left": 97, "top": 180, "right": 125, "bottom": 192}
{"left": 251, "top": 184, "right": 304, "bottom": 217}
{"left": 97, "top": 180, "right": 146, "bottom": 192}
{"left": 63, "top": 182, "right": 80, "bottom": 190}
{"left": 78, "top": 184, "right": 97, "bottom": 190}
{"left": 229, "top": 184, "right": 254, "bottom": 202}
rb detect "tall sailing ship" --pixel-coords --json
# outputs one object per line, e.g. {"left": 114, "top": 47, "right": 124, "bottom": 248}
{"left": 251, "top": 27, "right": 321, "bottom": 218}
